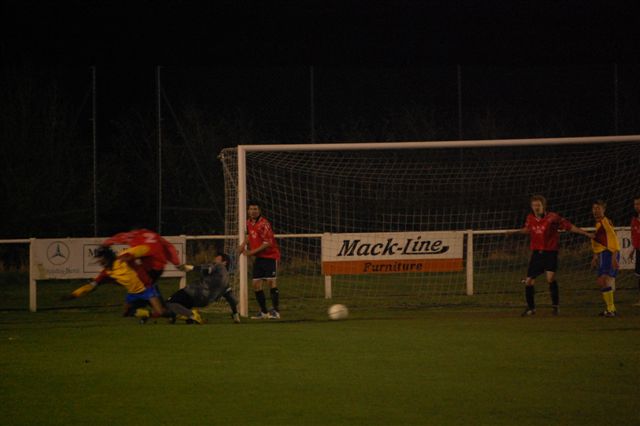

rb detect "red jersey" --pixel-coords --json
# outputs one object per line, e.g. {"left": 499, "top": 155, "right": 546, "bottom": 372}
{"left": 103, "top": 229, "right": 181, "bottom": 271}
{"left": 524, "top": 212, "right": 573, "bottom": 251}
{"left": 631, "top": 216, "right": 640, "bottom": 249}
{"left": 246, "top": 216, "right": 281, "bottom": 260}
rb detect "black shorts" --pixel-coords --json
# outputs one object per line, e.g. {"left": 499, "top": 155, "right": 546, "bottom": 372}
{"left": 252, "top": 257, "right": 277, "bottom": 280}
{"left": 527, "top": 250, "right": 558, "bottom": 278}
{"left": 635, "top": 254, "right": 640, "bottom": 276}
{"left": 167, "top": 289, "right": 196, "bottom": 309}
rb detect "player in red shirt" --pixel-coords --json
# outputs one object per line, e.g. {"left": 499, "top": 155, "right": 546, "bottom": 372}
{"left": 238, "top": 201, "right": 281, "bottom": 319}
{"left": 101, "top": 228, "right": 188, "bottom": 318}
{"left": 509, "top": 195, "right": 593, "bottom": 316}
{"left": 628, "top": 196, "right": 640, "bottom": 306}
{"left": 103, "top": 228, "right": 185, "bottom": 285}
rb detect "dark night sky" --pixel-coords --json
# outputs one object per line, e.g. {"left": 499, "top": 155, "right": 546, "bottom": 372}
{"left": 4, "top": 0, "right": 639, "bottom": 141}
{"left": 3, "top": 0, "right": 639, "bottom": 65}
{"left": 3, "top": 0, "right": 638, "bottom": 114}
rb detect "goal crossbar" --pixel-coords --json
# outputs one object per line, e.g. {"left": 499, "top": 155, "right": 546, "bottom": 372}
{"left": 240, "top": 135, "right": 640, "bottom": 153}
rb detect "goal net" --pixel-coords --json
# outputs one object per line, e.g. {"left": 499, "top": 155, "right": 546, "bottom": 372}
{"left": 219, "top": 137, "right": 640, "bottom": 316}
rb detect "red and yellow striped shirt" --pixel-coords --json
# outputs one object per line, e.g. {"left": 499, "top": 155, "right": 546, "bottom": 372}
{"left": 591, "top": 217, "right": 620, "bottom": 254}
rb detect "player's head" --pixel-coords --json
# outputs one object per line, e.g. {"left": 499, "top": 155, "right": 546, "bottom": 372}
{"left": 592, "top": 199, "right": 607, "bottom": 219}
{"left": 94, "top": 245, "right": 116, "bottom": 268}
{"left": 529, "top": 195, "right": 547, "bottom": 216}
{"left": 634, "top": 196, "right": 640, "bottom": 215}
{"left": 247, "top": 200, "right": 261, "bottom": 219}
{"left": 214, "top": 252, "right": 230, "bottom": 267}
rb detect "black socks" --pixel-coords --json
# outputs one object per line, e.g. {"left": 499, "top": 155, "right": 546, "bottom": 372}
{"left": 525, "top": 285, "right": 535, "bottom": 310}
{"left": 549, "top": 280, "right": 559, "bottom": 306}
{"left": 255, "top": 290, "right": 268, "bottom": 313}
{"left": 270, "top": 287, "right": 280, "bottom": 312}
{"left": 525, "top": 281, "right": 559, "bottom": 310}
{"left": 255, "top": 288, "right": 280, "bottom": 313}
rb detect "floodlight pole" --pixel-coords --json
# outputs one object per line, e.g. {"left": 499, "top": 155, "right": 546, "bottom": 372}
{"left": 310, "top": 65, "right": 316, "bottom": 143}
{"left": 613, "top": 63, "right": 619, "bottom": 135}
{"left": 457, "top": 64, "right": 463, "bottom": 140}
{"left": 91, "top": 66, "right": 98, "bottom": 237}
{"left": 157, "top": 66, "right": 163, "bottom": 234}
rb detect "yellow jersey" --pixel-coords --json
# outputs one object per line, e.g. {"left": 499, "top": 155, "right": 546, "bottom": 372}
{"left": 591, "top": 217, "right": 620, "bottom": 254}
{"left": 95, "top": 258, "right": 147, "bottom": 294}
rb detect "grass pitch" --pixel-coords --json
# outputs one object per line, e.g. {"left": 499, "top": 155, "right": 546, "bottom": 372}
{"left": 1, "top": 304, "right": 639, "bottom": 425}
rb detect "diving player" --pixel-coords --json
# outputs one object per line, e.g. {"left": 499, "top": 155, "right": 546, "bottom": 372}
{"left": 62, "top": 246, "right": 167, "bottom": 319}
{"left": 102, "top": 228, "right": 187, "bottom": 285}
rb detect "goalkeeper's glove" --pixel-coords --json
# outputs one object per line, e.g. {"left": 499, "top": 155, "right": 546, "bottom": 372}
{"left": 178, "top": 264, "right": 194, "bottom": 272}
{"left": 62, "top": 281, "right": 98, "bottom": 301}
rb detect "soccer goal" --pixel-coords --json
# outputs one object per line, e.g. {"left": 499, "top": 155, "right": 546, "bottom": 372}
{"left": 219, "top": 136, "right": 640, "bottom": 317}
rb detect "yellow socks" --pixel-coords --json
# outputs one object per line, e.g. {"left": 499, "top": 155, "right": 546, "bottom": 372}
{"left": 601, "top": 289, "right": 616, "bottom": 312}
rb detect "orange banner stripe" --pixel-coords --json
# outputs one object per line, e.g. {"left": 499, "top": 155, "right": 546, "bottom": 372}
{"left": 322, "top": 258, "right": 463, "bottom": 275}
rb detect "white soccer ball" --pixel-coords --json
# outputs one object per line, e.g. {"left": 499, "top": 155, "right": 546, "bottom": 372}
{"left": 327, "top": 304, "right": 349, "bottom": 320}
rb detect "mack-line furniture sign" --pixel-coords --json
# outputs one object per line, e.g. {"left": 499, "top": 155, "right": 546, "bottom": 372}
{"left": 321, "top": 231, "right": 465, "bottom": 275}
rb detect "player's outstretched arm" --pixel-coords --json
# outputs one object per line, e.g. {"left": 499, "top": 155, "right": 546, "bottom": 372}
{"left": 505, "top": 227, "right": 528, "bottom": 236}
{"left": 61, "top": 281, "right": 98, "bottom": 301}
{"left": 568, "top": 225, "right": 594, "bottom": 239}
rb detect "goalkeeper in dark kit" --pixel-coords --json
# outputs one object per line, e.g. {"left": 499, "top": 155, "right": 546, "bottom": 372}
{"left": 156, "top": 252, "right": 240, "bottom": 324}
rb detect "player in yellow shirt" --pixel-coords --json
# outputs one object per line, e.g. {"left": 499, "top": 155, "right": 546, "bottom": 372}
{"left": 62, "top": 246, "right": 167, "bottom": 319}
{"left": 591, "top": 200, "right": 620, "bottom": 317}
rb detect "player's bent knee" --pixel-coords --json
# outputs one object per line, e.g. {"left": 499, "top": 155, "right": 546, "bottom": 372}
{"left": 149, "top": 297, "right": 166, "bottom": 313}
{"left": 605, "top": 276, "right": 616, "bottom": 288}
{"left": 223, "top": 289, "right": 238, "bottom": 307}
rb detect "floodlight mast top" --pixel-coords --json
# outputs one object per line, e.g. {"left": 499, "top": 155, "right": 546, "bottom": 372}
{"left": 235, "top": 134, "right": 640, "bottom": 316}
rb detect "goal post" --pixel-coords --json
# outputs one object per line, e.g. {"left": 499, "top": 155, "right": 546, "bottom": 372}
{"left": 236, "top": 147, "right": 249, "bottom": 318}
{"left": 225, "top": 135, "right": 640, "bottom": 317}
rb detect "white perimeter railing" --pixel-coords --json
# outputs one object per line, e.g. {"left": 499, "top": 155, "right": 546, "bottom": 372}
{"left": 0, "top": 226, "right": 633, "bottom": 314}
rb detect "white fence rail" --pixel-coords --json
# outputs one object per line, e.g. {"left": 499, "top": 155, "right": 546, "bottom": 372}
{"left": 0, "top": 227, "right": 633, "bottom": 313}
